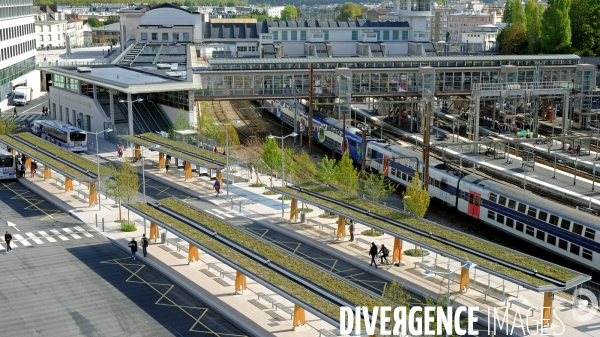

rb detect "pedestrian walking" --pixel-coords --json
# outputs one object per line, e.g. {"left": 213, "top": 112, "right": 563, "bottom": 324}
{"left": 213, "top": 179, "right": 221, "bottom": 197}
{"left": 141, "top": 234, "right": 149, "bottom": 257}
{"left": 4, "top": 231, "right": 12, "bottom": 253}
{"left": 349, "top": 220, "right": 355, "bottom": 242}
{"left": 165, "top": 155, "right": 171, "bottom": 172}
{"left": 30, "top": 160, "right": 36, "bottom": 177}
{"left": 128, "top": 237, "right": 138, "bottom": 260}
{"left": 369, "top": 242, "right": 378, "bottom": 268}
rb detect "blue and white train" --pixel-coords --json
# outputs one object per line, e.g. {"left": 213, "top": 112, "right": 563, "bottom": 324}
{"left": 265, "top": 99, "right": 600, "bottom": 270}
{"left": 366, "top": 141, "right": 600, "bottom": 270}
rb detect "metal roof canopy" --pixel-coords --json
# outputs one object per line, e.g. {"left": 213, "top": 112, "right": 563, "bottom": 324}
{"left": 0, "top": 138, "right": 93, "bottom": 181}
{"left": 121, "top": 135, "right": 226, "bottom": 169}
{"left": 134, "top": 134, "right": 236, "bottom": 167}
{"left": 269, "top": 186, "right": 591, "bottom": 292}
{"left": 124, "top": 204, "right": 340, "bottom": 328}
{"left": 208, "top": 54, "right": 581, "bottom": 65}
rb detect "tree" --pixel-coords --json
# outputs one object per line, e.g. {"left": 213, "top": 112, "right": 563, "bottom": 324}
{"left": 315, "top": 155, "right": 337, "bottom": 186}
{"left": 570, "top": 0, "right": 600, "bottom": 54}
{"left": 503, "top": 0, "right": 513, "bottom": 24}
{"left": 336, "top": 2, "right": 362, "bottom": 21}
{"left": 499, "top": 22, "right": 528, "bottom": 55}
{"left": 261, "top": 137, "right": 280, "bottom": 187}
{"left": 280, "top": 5, "right": 299, "bottom": 21}
{"left": 334, "top": 151, "right": 359, "bottom": 194}
{"left": 293, "top": 150, "right": 316, "bottom": 184}
{"left": 85, "top": 17, "right": 103, "bottom": 27}
{"left": 540, "top": 0, "right": 572, "bottom": 53}
{"left": 0, "top": 115, "right": 19, "bottom": 135}
{"left": 104, "top": 16, "right": 120, "bottom": 25}
{"left": 104, "top": 159, "right": 139, "bottom": 223}
{"left": 359, "top": 171, "right": 397, "bottom": 204}
{"left": 402, "top": 172, "right": 430, "bottom": 218}
{"left": 511, "top": 0, "right": 526, "bottom": 26}
{"left": 524, "top": 0, "right": 544, "bottom": 53}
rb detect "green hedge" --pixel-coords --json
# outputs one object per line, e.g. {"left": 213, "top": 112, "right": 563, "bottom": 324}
{"left": 0, "top": 135, "right": 87, "bottom": 179}
{"left": 121, "top": 135, "right": 214, "bottom": 167}
{"left": 159, "top": 198, "right": 389, "bottom": 308}
{"left": 15, "top": 133, "right": 106, "bottom": 176}
{"left": 130, "top": 203, "right": 342, "bottom": 319}
{"left": 273, "top": 184, "right": 579, "bottom": 286}
{"left": 140, "top": 133, "right": 227, "bottom": 163}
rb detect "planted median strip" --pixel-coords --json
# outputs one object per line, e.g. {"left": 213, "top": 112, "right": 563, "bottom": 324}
{"left": 0, "top": 135, "right": 86, "bottom": 179}
{"left": 139, "top": 132, "right": 228, "bottom": 163}
{"left": 158, "top": 198, "right": 391, "bottom": 309}
{"left": 130, "top": 202, "right": 343, "bottom": 319}
{"left": 14, "top": 132, "right": 106, "bottom": 176}
{"left": 272, "top": 184, "right": 579, "bottom": 287}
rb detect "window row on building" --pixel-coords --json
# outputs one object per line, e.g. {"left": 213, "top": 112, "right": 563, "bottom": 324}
{"left": 0, "top": 39, "right": 35, "bottom": 62}
{"left": 1, "top": 23, "right": 33, "bottom": 42}
{"left": 140, "top": 32, "right": 190, "bottom": 43}
{"left": 0, "top": 4, "right": 32, "bottom": 19}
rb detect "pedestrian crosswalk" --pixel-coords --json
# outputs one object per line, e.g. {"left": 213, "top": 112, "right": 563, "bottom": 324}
{"left": 1, "top": 226, "right": 97, "bottom": 251}
{"left": 204, "top": 208, "right": 240, "bottom": 219}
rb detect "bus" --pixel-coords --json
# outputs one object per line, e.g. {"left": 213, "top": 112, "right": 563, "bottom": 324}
{"left": 0, "top": 148, "right": 16, "bottom": 180}
{"left": 31, "top": 120, "right": 88, "bottom": 152}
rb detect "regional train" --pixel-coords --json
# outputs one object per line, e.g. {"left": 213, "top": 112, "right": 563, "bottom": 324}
{"left": 265, "top": 100, "right": 600, "bottom": 270}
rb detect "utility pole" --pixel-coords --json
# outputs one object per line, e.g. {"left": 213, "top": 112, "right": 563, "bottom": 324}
{"left": 422, "top": 99, "right": 430, "bottom": 191}
{"left": 308, "top": 63, "right": 314, "bottom": 154}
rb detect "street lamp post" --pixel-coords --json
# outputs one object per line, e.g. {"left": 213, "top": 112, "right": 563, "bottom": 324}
{"left": 213, "top": 120, "right": 240, "bottom": 196}
{"left": 87, "top": 128, "right": 113, "bottom": 211}
{"left": 268, "top": 132, "right": 297, "bottom": 217}
{"left": 423, "top": 261, "right": 477, "bottom": 337}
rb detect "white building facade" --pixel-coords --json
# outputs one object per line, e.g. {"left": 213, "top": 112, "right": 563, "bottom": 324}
{"left": 0, "top": 0, "right": 38, "bottom": 105}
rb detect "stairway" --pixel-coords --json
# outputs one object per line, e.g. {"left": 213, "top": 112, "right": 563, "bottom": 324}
{"left": 119, "top": 43, "right": 145, "bottom": 67}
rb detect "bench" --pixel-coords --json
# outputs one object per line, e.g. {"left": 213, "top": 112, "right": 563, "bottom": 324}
{"left": 274, "top": 303, "right": 294, "bottom": 319}
{"left": 257, "top": 292, "right": 277, "bottom": 308}
{"left": 508, "top": 299, "right": 536, "bottom": 317}
{"left": 319, "top": 329, "right": 337, "bottom": 337}
{"left": 207, "top": 263, "right": 225, "bottom": 275}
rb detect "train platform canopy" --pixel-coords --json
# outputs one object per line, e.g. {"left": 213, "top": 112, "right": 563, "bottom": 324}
{"left": 270, "top": 183, "right": 591, "bottom": 292}
{"left": 121, "top": 133, "right": 231, "bottom": 168}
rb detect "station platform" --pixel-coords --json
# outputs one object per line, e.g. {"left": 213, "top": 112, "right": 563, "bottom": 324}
{"left": 13, "top": 136, "right": 600, "bottom": 336}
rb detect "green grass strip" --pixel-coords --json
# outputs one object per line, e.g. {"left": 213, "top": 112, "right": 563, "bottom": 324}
{"left": 273, "top": 184, "right": 579, "bottom": 286}
{"left": 121, "top": 135, "right": 217, "bottom": 167}
{"left": 140, "top": 132, "right": 228, "bottom": 163}
{"left": 159, "top": 198, "right": 390, "bottom": 309}
{"left": 130, "top": 203, "right": 341, "bottom": 319}
{"left": 0, "top": 135, "right": 87, "bottom": 179}
{"left": 14, "top": 132, "right": 105, "bottom": 176}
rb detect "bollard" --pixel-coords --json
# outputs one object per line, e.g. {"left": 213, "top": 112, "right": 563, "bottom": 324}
{"left": 239, "top": 200, "right": 241, "bottom": 213}
{"left": 102, "top": 218, "right": 105, "bottom": 232}
{"left": 95, "top": 213, "right": 98, "bottom": 227}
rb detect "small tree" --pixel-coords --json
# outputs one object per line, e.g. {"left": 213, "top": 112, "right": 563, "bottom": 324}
{"left": 359, "top": 171, "right": 397, "bottom": 203}
{"left": 293, "top": 150, "right": 316, "bottom": 184}
{"left": 334, "top": 151, "right": 359, "bottom": 194}
{"left": 402, "top": 172, "right": 430, "bottom": 218}
{"left": 262, "top": 137, "right": 281, "bottom": 187}
{"left": 315, "top": 155, "right": 337, "bottom": 186}
{"left": 105, "top": 159, "right": 140, "bottom": 223}
{"left": 0, "top": 114, "right": 19, "bottom": 135}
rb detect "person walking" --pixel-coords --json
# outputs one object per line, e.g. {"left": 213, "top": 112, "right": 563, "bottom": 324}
{"left": 128, "top": 237, "right": 138, "bottom": 260}
{"left": 349, "top": 220, "right": 355, "bottom": 242}
{"left": 141, "top": 234, "right": 149, "bottom": 257}
{"left": 165, "top": 155, "right": 171, "bottom": 173}
{"left": 213, "top": 179, "right": 221, "bottom": 197}
{"left": 4, "top": 231, "right": 12, "bottom": 253}
{"left": 369, "top": 242, "right": 378, "bottom": 268}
